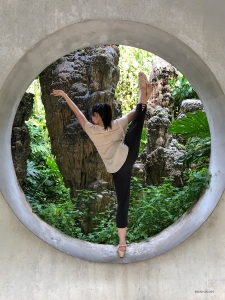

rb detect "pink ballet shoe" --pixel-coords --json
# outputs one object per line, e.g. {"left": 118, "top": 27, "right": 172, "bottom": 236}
{"left": 118, "top": 245, "right": 126, "bottom": 258}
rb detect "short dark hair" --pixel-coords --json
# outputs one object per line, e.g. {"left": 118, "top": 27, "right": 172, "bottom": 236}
{"left": 90, "top": 102, "right": 112, "bottom": 130}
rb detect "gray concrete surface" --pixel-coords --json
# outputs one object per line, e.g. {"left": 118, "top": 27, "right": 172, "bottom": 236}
{"left": 1, "top": 0, "right": 225, "bottom": 298}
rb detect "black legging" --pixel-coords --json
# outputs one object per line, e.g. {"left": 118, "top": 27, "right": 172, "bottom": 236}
{"left": 112, "top": 103, "right": 147, "bottom": 228}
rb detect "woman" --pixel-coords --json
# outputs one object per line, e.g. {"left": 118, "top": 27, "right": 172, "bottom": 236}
{"left": 51, "top": 72, "right": 152, "bottom": 258}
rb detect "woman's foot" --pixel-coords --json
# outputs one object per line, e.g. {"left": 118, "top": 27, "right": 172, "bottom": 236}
{"left": 117, "top": 227, "right": 127, "bottom": 257}
{"left": 138, "top": 72, "right": 148, "bottom": 90}
{"left": 138, "top": 72, "right": 148, "bottom": 105}
{"left": 118, "top": 245, "right": 126, "bottom": 258}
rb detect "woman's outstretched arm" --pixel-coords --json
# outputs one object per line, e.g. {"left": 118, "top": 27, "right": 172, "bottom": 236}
{"left": 50, "top": 89, "right": 88, "bottom": 130}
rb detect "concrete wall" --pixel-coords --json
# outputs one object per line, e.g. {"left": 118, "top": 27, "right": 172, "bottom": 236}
{"left": 1, "top": 0, "right": 225, "bottom": 299}
{"left": 1, "top": 190, "right": 225, "bottom": 299}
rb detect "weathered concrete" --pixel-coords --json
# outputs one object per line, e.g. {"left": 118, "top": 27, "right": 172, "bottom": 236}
{"left": 1, "top": 0, "right": 225, "bottom": 298}
{"left": 1, "top": 190, "right": 225, "bottom": 299}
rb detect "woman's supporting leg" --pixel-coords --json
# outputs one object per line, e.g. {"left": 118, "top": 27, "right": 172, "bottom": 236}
{"left": 112, "top": 160, "right": 131, "bottom": 256}
{"left": 113, "top": 165, "right": 132, "bottom": 228}
{"left": 113, "top": 165, "right": 130, "bottom": 257}
{"left": 113, "top": 73, "right": 152, "bottom": 257}
{"left": 113, "top": 105, "right": 147, "bottom": 256}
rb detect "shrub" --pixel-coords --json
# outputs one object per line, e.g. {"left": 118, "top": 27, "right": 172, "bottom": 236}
{"left": 67, "top": 169, "right": 211, "bottom": 245}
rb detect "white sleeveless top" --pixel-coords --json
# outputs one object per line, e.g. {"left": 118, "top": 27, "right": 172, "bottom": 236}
{"left": 84, "top": 116, "right": 128, "bottom": 173}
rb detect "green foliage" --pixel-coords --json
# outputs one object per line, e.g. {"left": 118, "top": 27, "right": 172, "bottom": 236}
{"left": 29, "top": 189, "right": 97, "bottom": 238}
{"left": 178, "top": 137, "right": 211, "bottom": 171}
{"left": 28, "top": 168, "right": 210, "bottom": 245}
{"left": 24, "top": 93, "right": 81, "bottom": 238}
{"left": 169, "top": 110, "right": 210, "bottom": 139}
{"left": 27, "top": 78, "right": 43, "bottom": 114}
{"left": 170, "top": 75, "right": 198, "bottom": 118}
{"left": 139, "top": 127, "right": 148, "bottom": 153}
{"left": 168, "top": 110, "right": 211, "bottom": 170}
{"left": 25, "top": 88, "right": 70, "bottom": 205}
{"left": 126, "top": 169, "right": 210, "bottom": 242}
{"left": 73, "top": 169, "right": 210, "bottom": 245}
{"left": 85, "top": 208, "right": 118, "bottom": 245}
{"left": 116, "top": 45, "right": 156, "bottom": 114}
{"left": 29, "top": 168, "right": 210, "bottom": 245}
{"left": 30, "top": 199, "right": 77, "bottom": 237}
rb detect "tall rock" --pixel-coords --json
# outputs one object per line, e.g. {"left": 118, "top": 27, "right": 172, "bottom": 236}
{"left": 148, "top": 57, "right": 178, "bottom": 111}
{"left": 11, "top": 93, "right": 34, "bottom": 189}
{"left": 141, "top": 106, "right": 184, "bottom": 187}
{"left": 39, "top": 45, "right": 121, "bottom": 197}
{"left": 141, "top": 59, "right": 183, "bottom": 187}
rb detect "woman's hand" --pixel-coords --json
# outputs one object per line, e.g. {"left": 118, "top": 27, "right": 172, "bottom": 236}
{"left": 50, "top": 89, "right": 88, "bottom": 130}
{"left": 50, "top": 89, "right": 66, "bottom": 97}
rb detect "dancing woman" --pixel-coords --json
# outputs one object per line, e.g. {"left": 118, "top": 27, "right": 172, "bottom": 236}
{"left": 51, "top": 72, "right": 152, "bottom": 258}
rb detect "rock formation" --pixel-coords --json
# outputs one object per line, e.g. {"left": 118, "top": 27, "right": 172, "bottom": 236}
{"left": 39, "top": 45, "right": 122, "bottom": 233}
{"left": 11, "top": 93, "right": 34, "bottom": 189}
{"left": 141, "top": 59, "right": 184, "bottom": 187}
{"left": 39, "top": 45, "right": 121, "bottom": 198}
{"left": 141, "top": 106, "right": 184, "bottom": 187}
{"left": 177, "top": 99, "right": 204, "bottom": 119}
{"left": 148, "top": 57, "right": 178, "bottom": 111}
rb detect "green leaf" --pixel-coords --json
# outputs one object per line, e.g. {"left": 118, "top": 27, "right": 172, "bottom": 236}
{"left": 168, "top": 110, "right": 210, "bottom": 139}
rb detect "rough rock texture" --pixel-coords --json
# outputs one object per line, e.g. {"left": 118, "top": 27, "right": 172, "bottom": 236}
{"left": 141, "top": 144, "right": 184, "bottom": 187}
{"left": 11, "top": 93, "right": 34, "bottom": 189}
{"left": 141, "top": 106, "right": 184, "bottom": 187}
{"left": 146, "top": 106, "right": 172, "bottom": 153}
{"left": 177, "top": 99, "right": 203, "bottom": 119}
{"left": 139, "top": 59, "right": 183, "bottom": 187}
{"left": 132, "top": 162, "right": 146, "bottom": 185}
{"left": 39, "top": 45, "right": 121, "bottom": 198}
{"left": 148, "top": 57, "right": 178, "bottom": 111}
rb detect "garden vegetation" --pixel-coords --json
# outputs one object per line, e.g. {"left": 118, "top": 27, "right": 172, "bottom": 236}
{"left": 24, "top": 46, "right": 211, "bottom": 245}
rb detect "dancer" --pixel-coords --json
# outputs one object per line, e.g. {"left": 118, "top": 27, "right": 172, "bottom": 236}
{"left": 51, "top": 72, "right": 152, "bottom": 258}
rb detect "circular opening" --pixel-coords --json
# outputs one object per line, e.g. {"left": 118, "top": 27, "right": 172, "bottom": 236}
{"left": 21, "top": 45, "right": 209, "bottom": 246}
{"left": 1, "top": 19, "right": 225, "bottom": 263}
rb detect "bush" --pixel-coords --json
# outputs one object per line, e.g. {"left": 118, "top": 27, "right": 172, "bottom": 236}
{"left": 126, "top": 168, "right": 210, "bottom": 243}
{"left": 66, "top": 169, "right": 210, "bottom": 245}
{"left": 25, "top": 114, "right": 70, "bottom": 205}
